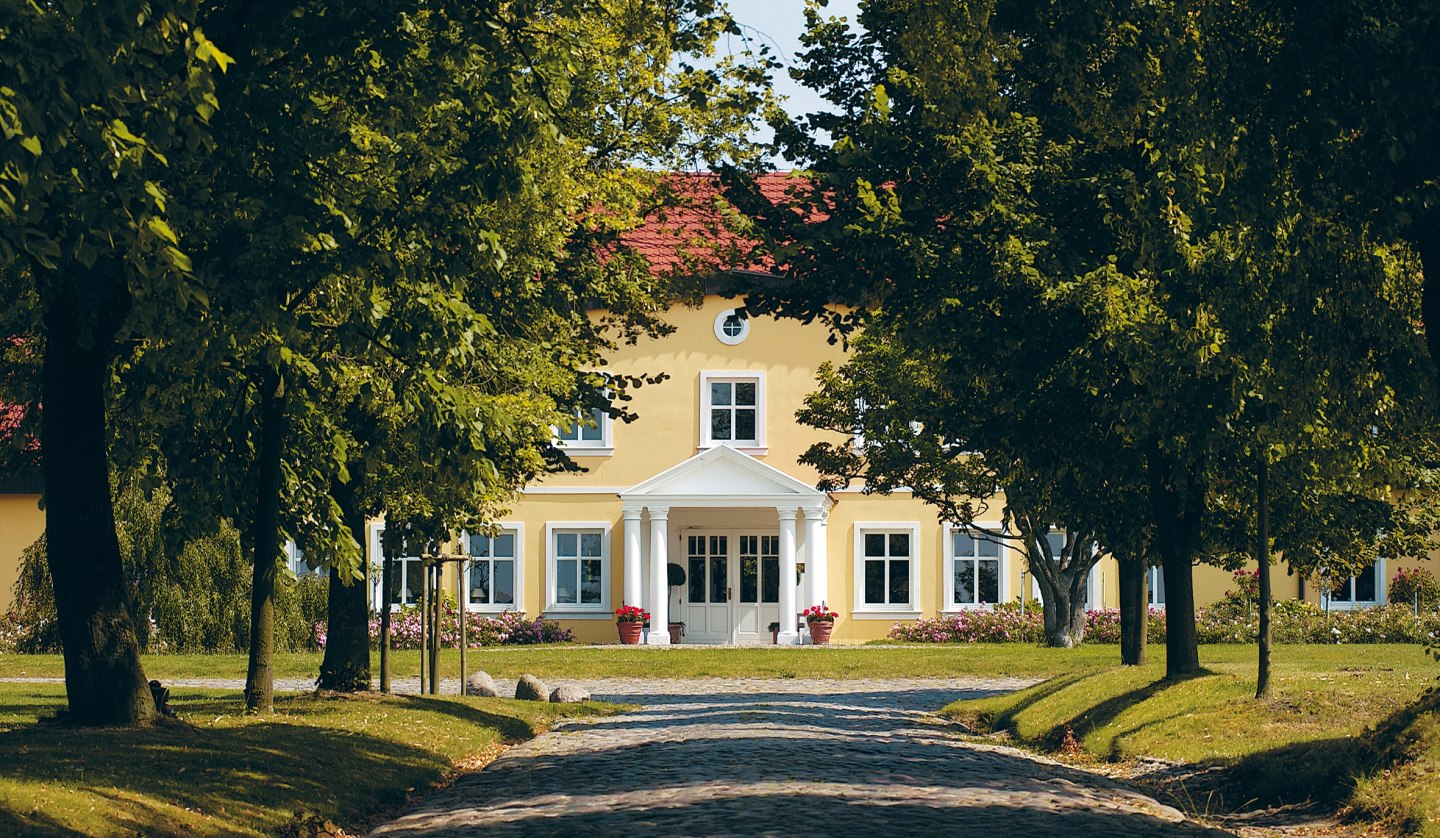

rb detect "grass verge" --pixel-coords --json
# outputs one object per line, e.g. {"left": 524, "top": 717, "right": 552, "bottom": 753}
{"left": 943, "top": 643, "right": 1440, "bottom": 834}
{"left": 0, "top": 683, "right": 614, "bottom": 837}
{"left": 3, "top": 644, "right": 1181, "bottom": 682}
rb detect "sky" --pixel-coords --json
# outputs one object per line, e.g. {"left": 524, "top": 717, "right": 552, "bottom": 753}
{"left": 720, "top": 0, "right": 864, "bottom": 122}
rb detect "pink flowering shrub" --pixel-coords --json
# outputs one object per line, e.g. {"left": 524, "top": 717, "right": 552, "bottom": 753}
{"left": 886, "top": 601, "right": 1440, "bottom": 645}
{"left": 887, "top": 608, "right": 1045, "bottom": 643}
{"left": 1390, "top": 567, "right": 1440, "bottom": 611}
{"left": 314, "top": 598, "right": 573, "bottom": 651}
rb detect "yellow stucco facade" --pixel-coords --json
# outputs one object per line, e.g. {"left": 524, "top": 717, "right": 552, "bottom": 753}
{"left": 0, "top": 492, "right": 43, "bottom": 611}
{"left": 362, "top": 294, "right": 1425, "bottom": 644}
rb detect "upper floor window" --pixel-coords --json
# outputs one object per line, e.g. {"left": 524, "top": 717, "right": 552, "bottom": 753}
{"left": 555, "top": 406, "right": 612, "bottom": 455}
{"left": 700, "top": 371, "right": 765, "bottom": 450}
{"left": 466, "top": 527, "right": 522, "bottom": 610}
{"left": 714, "top": 308, "right": 751, "bottom": 345}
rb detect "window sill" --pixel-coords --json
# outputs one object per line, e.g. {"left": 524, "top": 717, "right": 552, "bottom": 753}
{"left": 850, "top": 609, "right": 922, "bottom": 621}
{"left": 1324, "top": 601, "right": 1382, "bottom": 610}
{"left": 543, "top": 608, "right": 614, "bottom": 620}
{"left": 557, "top": 446, "right": 614, "bottom": 457}
{"left": 697, "top": 444, "right": 768, "bottom": 457}
{"left": 467, "top": 604, "right": 521, "bottom": 613}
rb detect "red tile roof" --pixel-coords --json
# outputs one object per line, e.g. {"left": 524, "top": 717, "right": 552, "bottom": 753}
{"left": 0, "top": 402, "right": 23, "bottom": 437}
{"left": 618, "top": 171, "right": 815, "bottom": 277}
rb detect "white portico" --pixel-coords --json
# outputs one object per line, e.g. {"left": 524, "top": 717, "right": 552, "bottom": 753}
{"left": 619, "top": 445, "right": 832, "bottom": 645}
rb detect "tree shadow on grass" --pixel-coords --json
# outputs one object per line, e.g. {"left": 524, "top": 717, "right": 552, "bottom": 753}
{"left": 0, "top": 693, "right": 488, "bottom": 837}
{"left": 392, "top": 694, "right": 540, "bottom": 742}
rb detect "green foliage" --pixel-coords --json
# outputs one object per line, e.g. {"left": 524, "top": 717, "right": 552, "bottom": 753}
{"left": 1391, "top": 567, "right": 1440, "bottom": 612}
{"left": 3, "top": 480, "right": 326, "bottom": 654}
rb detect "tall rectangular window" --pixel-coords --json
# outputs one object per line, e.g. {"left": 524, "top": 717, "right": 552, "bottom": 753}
{"left": 549, "top": 525, "right": 609, "bottom": 611}
{"left": 1330, "top": 562, "right": 1379, "bottom": 605}
{"left": 467, "top": 529, "right": 518, "bottom": 608}
{"left": 700, "top": 372, "right": 765, "bottom": 449}
{"left": 862, "top": 531, "right": 911, "bottom": 606}
{"left": 952, "top": 532, "right": 1001, "bottom": 606}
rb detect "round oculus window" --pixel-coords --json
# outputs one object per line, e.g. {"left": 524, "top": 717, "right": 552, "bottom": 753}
{"left": 714, "top": 308, "right": 750, "bottom": 345}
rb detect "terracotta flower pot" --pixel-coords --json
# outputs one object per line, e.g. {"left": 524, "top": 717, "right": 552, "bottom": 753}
{"left": 668, "top": 622, "right": 683, "bottom": 644}
{"left": 617, "top": 621, "right": 643, "bottom": 645}
{"left": 808, "top": 620, "right": 834, "bottom": 645}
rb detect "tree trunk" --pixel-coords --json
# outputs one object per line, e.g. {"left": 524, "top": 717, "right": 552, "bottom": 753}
{"left": 379, "top": 551, "right": 393, "bottom": 693}
{"left": 1148, "top": 453, "right": 1203, "bottom": 679}
{"left": 244, "top": 366, "right": 286, "bottom": 714}
{"left": 318, "top": 473, "right": 371, "bottom": 692}
{"left": 1414, "top": 214, "right": 1440, "bottom": 373}
{"left": 429, "top": 562, "right": 441, "bottom": 694}
{"left": 1030, "top": 560, "right": 1086, "bottom": 647}
{"left": 1256, "top": 453, "right": 1273, "bottom": 699}
{"left": 41, "top": 292, "right": 156, "bottom": 726}
{"left": 1118, "top": 557, "right": 1149, "bottom": 666}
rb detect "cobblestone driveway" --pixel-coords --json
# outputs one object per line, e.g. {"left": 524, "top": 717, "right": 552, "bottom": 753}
{"left": 371, "top": 678, "right": 1231, "bottom": 837}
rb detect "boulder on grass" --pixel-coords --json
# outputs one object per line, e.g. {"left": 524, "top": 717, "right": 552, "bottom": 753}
{"left": 465, "top": 671, "right": 498, "bottom": 697}
{"left": 515, "top": 674, "right": 549, "bottom": 701}
{"left": 549, "top": 685, "right": 590, "bottom": 704}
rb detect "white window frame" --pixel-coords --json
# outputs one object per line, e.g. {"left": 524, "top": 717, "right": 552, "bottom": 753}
{"left": 1323, "top": 558, "right": 1386, "bottom": 610}
{"left": 713, "top": 308, "right": 751, "bottom": 345}
{"left": 367, "top": 523, "right": 426, "bottom": 608}
{"left": 554, "top": 405, "right": 613, "bottom": 457}
{"left": 285, "top": 539, "right": 326, "bottom": 578}
{"left": 1027, "top": 532, "right": 1101, "bottom": 609}
{"left": 943, "top": 524, "right": 1009, "bottom": 610}
{"left": 1148, "top": 565, "right": 1165, "bottom": 609}
{"left": 699, "top": 371, "right": 766, "bottom": 454}
{"left": 545, "top": 522, "right": 612, "bottom": 617}
{"left": 852, "top": 522, "right": 921, "bottom": 619}
{"left": 462, "top": 524, "right": 524, "bottom": 613}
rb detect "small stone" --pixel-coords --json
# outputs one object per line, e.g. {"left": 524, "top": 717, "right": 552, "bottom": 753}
{"left": 465, "top": 671, "right": 498, "bottom": 697}
{"left": 515, "top": 673, "right": 549, "bottom": 701}
{"left": 550, "top": 685, "right": 590, "bottom": 703}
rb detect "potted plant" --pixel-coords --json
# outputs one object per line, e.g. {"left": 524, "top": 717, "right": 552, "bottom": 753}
{"left": 614, "top": 604, "right": 649, "bottom": 645}
{"left": 767, "top": 621, "right": 781, "bottom": 644}
{"left": 803, "top": 604, "right": 838, "bottom": 645}
{"left": 668, "top": 620, "right": 685, "bottom": 644}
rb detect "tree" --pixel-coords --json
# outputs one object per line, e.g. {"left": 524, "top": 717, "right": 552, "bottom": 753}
{"left": 0, "top": 0, "right": 230, "bottom": 725}
{"left": 109, "top": 0, "right": 776, "bottom": 710}
{"left": 730, "top": 0, "right": 1437, "bottom": 681}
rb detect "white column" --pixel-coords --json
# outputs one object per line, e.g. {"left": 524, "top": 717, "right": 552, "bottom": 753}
{"left": 622, "top": 508, "right": 643, "bottom": 609}
{"left": 777, "top": 507, "right": 800, "bottom": 645}
{"left": 646, "top": 507, "right": 672, "bottom": 644}
{"left": 805, "top": 507, "right": 828, "bottom": 607}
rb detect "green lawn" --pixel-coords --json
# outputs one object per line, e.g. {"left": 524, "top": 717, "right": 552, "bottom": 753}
{"left": 943, "top": 643, "right": 1440, "bottom": 834}
{"left": 0, "top": 683, "right": 614, "bottom": 837}
{"left": 5, "top": 643, "right": 1170, "bottom": 683}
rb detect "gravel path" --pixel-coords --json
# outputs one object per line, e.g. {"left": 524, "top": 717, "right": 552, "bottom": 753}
{"left": 367, "top": 678, "right": 1232, "bottom": 837}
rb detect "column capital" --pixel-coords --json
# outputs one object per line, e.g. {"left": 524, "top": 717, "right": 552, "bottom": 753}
{"left": 622, "top": 507, "right": 644, "bottom": 521}
{"left": 776, "top": 507, "right": 799, "bottom": 521}
{"left": 648, "top": 506, "right": 670, "bottom": 520}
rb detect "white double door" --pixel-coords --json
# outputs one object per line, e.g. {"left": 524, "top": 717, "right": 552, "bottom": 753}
{"left": 683, "top": 530, "right": 782, "bottom": 644}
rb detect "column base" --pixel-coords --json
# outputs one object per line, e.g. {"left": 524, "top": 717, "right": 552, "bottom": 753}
{"left": 775, "top": 630, "right": 801, "bottom": 645}
{"left": 645, "top": 630, "right": 672, "bottom": 645}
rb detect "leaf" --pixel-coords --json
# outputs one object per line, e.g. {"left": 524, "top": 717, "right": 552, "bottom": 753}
{"left": 19, "top": 135, "right": 40, "bottom": 156}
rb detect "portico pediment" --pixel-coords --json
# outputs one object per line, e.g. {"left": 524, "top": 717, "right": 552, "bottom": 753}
{"left": 619, "top": 445, "right": 827, "bottom": 508}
